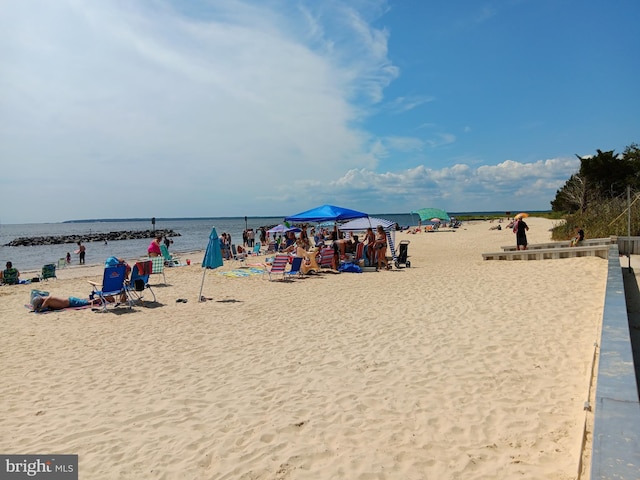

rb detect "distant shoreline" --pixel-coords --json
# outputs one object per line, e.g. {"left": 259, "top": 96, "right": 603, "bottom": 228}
{"left": 60, "top": 211, "right": 553, "bottom": 224}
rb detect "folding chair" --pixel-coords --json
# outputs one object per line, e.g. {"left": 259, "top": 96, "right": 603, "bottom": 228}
{"left": 126, "top": 260, "right": 156, "bottom": 304}
{"left": 284, "top": 256, "right": 304, "bottom": 280}
{"left": 318, "top": 247, "right": 336, "bottom": 270}
{"left": 40, "top": 263, "right": 57, "bottom": 281}
{"left": 267, "top": 254, "right": 289, "bottom": 281}
{"left": 150, "top": 255, "right": 166, "bottom": 284}
{"left": 88, "top": 264, "right": 132, "bottom": 312}
{"left": 266, "top": 241, "right": 277, "bottom": 254}
{"left": 231, "top": 244, "right": 247, "bottom": 264}
{"left": 1, "top": 267, "right": 19, "bottom": 285}
{"left": 161, "top": 244, "right": 182, "bottom": 266}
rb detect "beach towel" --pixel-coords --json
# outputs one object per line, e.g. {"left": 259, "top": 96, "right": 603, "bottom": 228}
{"left": 135, "top": 261, "right": 153, "bottom": 275}
{"left": 24, "top": 303, "right": 95, "bottom": 314}
{"left": 217, "top": 268, "right": 266, "bottom": 278}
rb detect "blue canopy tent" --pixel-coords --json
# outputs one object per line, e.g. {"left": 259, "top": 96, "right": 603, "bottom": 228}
{"left": 284, "top": 204, "right": 369, "bottom": 223}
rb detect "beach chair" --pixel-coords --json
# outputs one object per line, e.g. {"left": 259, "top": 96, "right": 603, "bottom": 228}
{"left": 57, "top": 257, "right": 66, "bottom": 269}
{"left": 266, "top": 241, "right": 277, "bottom": 254}
{"left": 284, "top": 256, "right": 304, "bottom": 280}
{"left": 267, "top": 254, "right": 289, "bottom": 281}
{"left": 126, "top": 260, "right": 156, "bottom": 304}
{"left": 149, "top": 255, "right": 166, "bottom": 284}
{"left": 318, "top": 247, "right": 336, "bottom": 270}
{"left": 40, "top": 263, "right": 57, "bottom": 281}
{"left": 231, "top": 244, "right": 247, "bottom": 264}
{"left": 1, "top": 267, "right": 20, "bottom": 285}
{"left": 343, "top": 242, "right": 364, "bottom": 265}
{"left": 88, "top": 263, "right": 132, "bottom": 312}
{"left": 161, "top": 244, "right": 181, "bottom": 266}
{"left": 252, "top": 242, "right": 261, "bottom": 256}
{"left": 355, "top": 242, "right": 365, "bottom": 263}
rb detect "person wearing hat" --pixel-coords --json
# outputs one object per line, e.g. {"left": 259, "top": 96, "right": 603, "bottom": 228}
{"left": 1, "top": 261, "right": 20, "bottom": 285}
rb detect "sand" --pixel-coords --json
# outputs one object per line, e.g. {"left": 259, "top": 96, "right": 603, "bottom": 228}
{"left": 0, "top": 217, "right": 607, "bottom": 479}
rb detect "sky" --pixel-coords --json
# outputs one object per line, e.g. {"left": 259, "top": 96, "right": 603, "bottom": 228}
{"left": 1, "top": 0, "right": 639, "bottom": 224}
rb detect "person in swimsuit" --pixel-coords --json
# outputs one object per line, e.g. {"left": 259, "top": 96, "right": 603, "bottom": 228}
{"left": 374, "top": 225, "right": 389, "bottom": 270}
{"left": 31, "top": 294, "right": 102, "bottom": 312}
{"left": 77, "top": 241, "right": 86, "bottom": 264}
{"left": 364, "top": 227, "right": 376, "bottom": 266}
{"left": 147, "top": 236, "right": 163, "bottom": 257}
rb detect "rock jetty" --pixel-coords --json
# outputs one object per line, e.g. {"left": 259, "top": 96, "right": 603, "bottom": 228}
{"left": 3, "top": 229, "right": 181, "bottom": 247}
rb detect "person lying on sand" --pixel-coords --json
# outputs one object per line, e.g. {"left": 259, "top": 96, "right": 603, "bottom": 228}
{"left": 31, "top": 294, "right": 103, "bottom": 312}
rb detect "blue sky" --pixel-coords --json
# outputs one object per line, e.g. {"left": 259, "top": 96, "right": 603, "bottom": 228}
{"left": 1, "top": 0, "right": 638, "bottom": 224}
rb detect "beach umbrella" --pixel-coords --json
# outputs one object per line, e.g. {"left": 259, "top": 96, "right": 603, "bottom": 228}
{"left": 430, "top": 218, "right": 442, "bottom": 223}
{"left": 514, "top": 212, "right": 529, "bottom": 219}
{"left": 198, "top": 226, "right": 224, "bottom": 302}
{"left": 285, "top": 204, "right": 369, "bottom": 223}
{"left": 411, "top": 208, "right": 450, "bottom": 222}
{"left": 267, "top": 224, "right": 301, "bottom": 234}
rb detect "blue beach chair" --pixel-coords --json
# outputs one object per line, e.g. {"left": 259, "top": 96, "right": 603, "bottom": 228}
{"left": 126, "top": 260, "right": 156, "bottom": 304}
{"left": 88, "top": 264, "right": 132, "bottom": 312}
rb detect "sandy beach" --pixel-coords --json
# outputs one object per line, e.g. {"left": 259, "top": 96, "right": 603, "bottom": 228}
{"left": 0, "top": 217, "right": 608, "bottom": 479}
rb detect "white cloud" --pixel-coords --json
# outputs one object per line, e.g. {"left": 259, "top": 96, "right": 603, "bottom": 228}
{"left": 286, "top": 156, "right": 580, "bottom": 213}
{"left": 0, "top": 0, "right": 584, "bottom": 223}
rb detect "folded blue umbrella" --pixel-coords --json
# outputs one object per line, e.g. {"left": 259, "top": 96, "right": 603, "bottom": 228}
{"left": 199, "top": 226, "right": 224, "bottom": 301}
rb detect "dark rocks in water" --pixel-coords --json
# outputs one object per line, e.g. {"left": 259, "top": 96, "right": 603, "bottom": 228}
{"left": 3, "top": 229, "right": 181, "bottom": 247}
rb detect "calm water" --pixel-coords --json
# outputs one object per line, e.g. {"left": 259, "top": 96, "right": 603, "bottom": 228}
{"left": 1, "top": 213, "right": 428, "bottom": 272}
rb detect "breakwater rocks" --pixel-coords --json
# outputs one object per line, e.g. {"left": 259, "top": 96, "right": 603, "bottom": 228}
{"left": 3, "top": 229, "right": 181, "bottom": 247}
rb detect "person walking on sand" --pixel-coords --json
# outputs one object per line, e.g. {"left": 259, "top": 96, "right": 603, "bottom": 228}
{"left": 77, "top": 241, "right": 86, "bottom": 264}
{"left": 513, "top": 218, "right": 529, "bottom": 250}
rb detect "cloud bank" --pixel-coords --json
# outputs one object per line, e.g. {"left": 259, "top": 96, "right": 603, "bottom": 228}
{"left": 0, "top": 0, "right": 578, "bottom": 223}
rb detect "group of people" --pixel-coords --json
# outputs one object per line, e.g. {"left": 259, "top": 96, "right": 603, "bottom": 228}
{"left": 268, "top": 224, "right": 391, "bottom": 271}
{"left": 511, "top": 218, "right": 584, "bottom": 250}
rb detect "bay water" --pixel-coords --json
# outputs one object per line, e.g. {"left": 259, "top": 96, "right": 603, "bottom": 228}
{"left": 1, "top": 213, "right": 425, "bottom": 272}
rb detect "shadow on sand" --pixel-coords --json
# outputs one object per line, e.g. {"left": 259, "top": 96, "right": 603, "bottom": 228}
{"left": 622, "top": 266, "right": 640, "bottom": 399}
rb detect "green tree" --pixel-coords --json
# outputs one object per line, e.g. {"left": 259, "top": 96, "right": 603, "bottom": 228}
{"left": 551, "top": 144, "right": 640, "bottom": 213}
{"left": 550, "top": 174, "right": 587, "bottom": 213}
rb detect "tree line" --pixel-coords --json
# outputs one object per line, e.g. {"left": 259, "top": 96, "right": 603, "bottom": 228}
{"left": 550, "top": 143, "right": 640, "bottom": 239}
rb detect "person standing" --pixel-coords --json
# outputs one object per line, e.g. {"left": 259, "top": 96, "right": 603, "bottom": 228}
{"left": 77, "top": 241, "right": 86, "bottom": 264}
{"left": 514, "top": 218, "right": 529, "bottom": 250}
